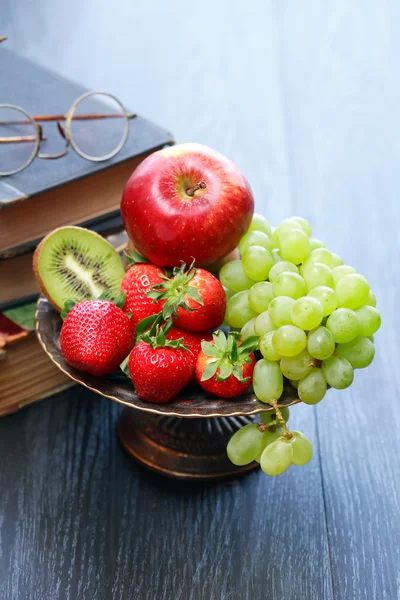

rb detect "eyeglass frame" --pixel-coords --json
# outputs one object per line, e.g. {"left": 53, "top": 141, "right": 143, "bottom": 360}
{"left": 0, "top": 91, "right": 136, "bottom": 176}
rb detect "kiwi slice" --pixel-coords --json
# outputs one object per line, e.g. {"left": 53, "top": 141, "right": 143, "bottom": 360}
{"left": 33, "top": 226, "right": 125, "bottom": 311}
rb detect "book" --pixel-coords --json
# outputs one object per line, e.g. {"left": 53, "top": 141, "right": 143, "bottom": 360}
{"left": 0, "top": 215, "right": 126, "bottom": 310}
{"left": 0, "top": 47, "right": 174, "bottom": 259}
{"left": 0, "top": 231, "right": 129, "bottom": 416}
{"left": 0, "top": 309, "right": 74, "bottom": 417}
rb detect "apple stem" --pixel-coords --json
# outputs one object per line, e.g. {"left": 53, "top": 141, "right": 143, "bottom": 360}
{"left": 186, "top": 181, "right": 207, "bottom": 196}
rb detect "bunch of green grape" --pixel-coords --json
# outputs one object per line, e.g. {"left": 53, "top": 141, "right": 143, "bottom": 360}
{"left": 220, "top": 214, "right": 381, "bottom": 476}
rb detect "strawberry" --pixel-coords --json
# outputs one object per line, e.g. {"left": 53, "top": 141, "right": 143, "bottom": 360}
{"left": 60, "top": 299, "right": 134, "bottom": 376}
{"left": 147, "top": 261, "right": 226, "bottom": 332}
{"left": 195, "top": 330, "right": 258, "bottom": 398}
{"left": 121, "top": 261, "right": 165, "bottom": 332}
{"left": 128, "top": 328, "right": 193, "bottom": 403}
{"left": 166, "top": 326, "right": 213, "bottom": 382}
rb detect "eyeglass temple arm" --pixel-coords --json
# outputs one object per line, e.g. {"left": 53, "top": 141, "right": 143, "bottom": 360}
{"left": 0, "top": 124, "right": 46, "bottom": 144}
{"left": 0, "top": 112, "right": 137, "bottom": 125}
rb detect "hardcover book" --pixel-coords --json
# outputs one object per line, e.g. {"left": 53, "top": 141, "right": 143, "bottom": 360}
{"left": 0, "top": 47, "right": 174, "bottom": 258}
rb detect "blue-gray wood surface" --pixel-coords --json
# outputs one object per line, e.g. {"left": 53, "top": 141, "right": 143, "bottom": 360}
{"left": 1, "top": 1, "right": 399, "bottom": 599}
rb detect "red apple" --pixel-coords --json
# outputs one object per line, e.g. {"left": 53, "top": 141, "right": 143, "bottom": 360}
{"left": 120, "top": 143, "right": 254, "bottom": 267}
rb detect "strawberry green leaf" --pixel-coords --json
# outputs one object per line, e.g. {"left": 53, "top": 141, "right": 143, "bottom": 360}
{"left": 215, "top": 362, "right": 233, "bottom": 382}
{"left": 120, "top": 354, "right": 131, "bottom": 377}
{"left": 200, "top": 359, "right": 220, "bottom": 381}
{"left": 61, "top": 299, "right": 77, "bottom": 320}
{"left": 114, "top": 292, "right": 126, "bottom": 310}
{"left": 162, "top": 317, "right": 174, "bottom": 335}
{"left": 97, "top": 290, "right": 113, "bottom": 300}
{"left": 135, "top": 313, "right": 162, "bottom": 337}
{"left": 125, "top": 249, "right": 149, "bottom": 266}
{"left": 213, "top": 330, "right": 228, "bottom": 351}
{"left": 238, "top": 335, "right": 259, "bottom": 355}
{"left": 185, "top": 286, "right": 204, "bottom": 306}
{"left": 201, "top": 341, "right": 220, "bottom": 358}
{"left": 232, "top": 363, "right": 249, "bottom": 384}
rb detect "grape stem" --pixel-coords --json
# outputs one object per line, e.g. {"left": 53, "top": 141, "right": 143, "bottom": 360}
{"left": 271, "top": 400, "right": 293, "bottom": 440}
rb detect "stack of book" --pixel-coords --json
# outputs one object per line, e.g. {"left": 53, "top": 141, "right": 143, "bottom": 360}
{"left": 0, "top": 48, "right": 174, "bottom": 416}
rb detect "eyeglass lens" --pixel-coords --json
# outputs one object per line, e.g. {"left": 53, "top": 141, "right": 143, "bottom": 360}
{"left": 0, "top": 106, "right": 38, "bottom": 175}
{"left": 69, "top": 93, "right": 127, "bottom": 160}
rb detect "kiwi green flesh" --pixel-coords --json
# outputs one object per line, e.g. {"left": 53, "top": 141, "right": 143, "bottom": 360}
{"left": 36, "top": 227, "right": 125, "bottom": 310}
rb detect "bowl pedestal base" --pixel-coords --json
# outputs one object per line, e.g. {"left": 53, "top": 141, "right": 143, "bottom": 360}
{"left": 117, "top": 407, "right": 259, "bottom": 481}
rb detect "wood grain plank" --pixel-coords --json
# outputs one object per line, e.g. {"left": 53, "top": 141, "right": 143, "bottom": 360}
{"left": 275, "top": 2, "right": 400, "bottom": 598}
{"left": 0, "top": 389, "right": 332, "bottom": 600}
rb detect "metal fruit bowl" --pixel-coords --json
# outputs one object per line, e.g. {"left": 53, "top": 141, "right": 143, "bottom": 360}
{"left": 35, "top": 296, "right": 300, "bottom": 480}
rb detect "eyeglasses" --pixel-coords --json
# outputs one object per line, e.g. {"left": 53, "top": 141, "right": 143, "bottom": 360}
{"left": 0, "top": 91, "right": 137, "bottom": 177}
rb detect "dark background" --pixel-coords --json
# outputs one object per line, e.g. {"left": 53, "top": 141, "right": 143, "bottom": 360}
{"left": 1, "top": 2, "right": 399, "bottom": 599}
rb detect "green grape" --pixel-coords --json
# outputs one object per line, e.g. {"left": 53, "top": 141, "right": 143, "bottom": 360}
{"left": 290, "top": 431, "right": 313, "bottom": 466}
{"left": 272, "top": 325, "right": 307, "bottom": 357}
{"left": 239, "top": 230, "right": 273, "bottom": 255}
{"left": 260, "top": 331, "right": 281, "bottom": 361}
{"left": 254, "top": 429, "right": 281, "bottom": 462}
{"left": 280, "top": 349, "right": 313, "bottom": 380}
{"left": 260, "top": 406, "right": 290, "bottom": 426}
{"left": 290, "top": 297, "right": 324, "bottom": 330}
{"left": 224, "top": 287, "right": 235, "bottom": 301}
{"left": 303, "top": 262, "right": 334, "bottom": 290}
{"left": 309, "top": 238, "right": 325, "bottom": 251}
{"left": 326, "top": 308, "right": 359, "bottom": 343}
{"left": 268, "top": 296, "right": 295, "bottom": 327}
{"left": 290, "top": 216, "right": 311, "bottom": 237}
{"left": 322, "top": 355, "right": 354, "bottom": 389}
{"left": 307, "top": 326, "right": 335, "bottom": 360}
{"left": 336, "top": 336, "right": 375, "bottom": 368}
{"left": 272, "top": 248, "right": 283, "bottom": 263}
{"left": 260, "top": 438, "right": 293, "bottom": 476}
{"left": 225, "top": 291, "right": 258, "bottom": 329}
{"left": 240, "top": 317, "right": 257, "bottom": 342}
{"left": 335, "top": 273, "right": 370, "bottom": 309}
{"left": 290, "top": 379, "right": 299, "bottom": 389}
{"left": 248, "top": 213, "right": 272, "bottom": 237}
{"left": 298, "top": 368, "right": 327, "bottom": 404}
{"left": 242, "top": 246, "right": 273, "bottom": 281}
{"left": 331, "top": 252, "right": 343, "bottom": 268}
{"left": 365, "top": 291, "right": 377, "bottom": 307}
{"left": 227, "top": 424, "right": 266, "bottom": 466}
{"left": 219, "top": 260, "right": 256, "bottom": 292}
{"left": 255, "top": 310, "right": 276, "bottom": 336}
{"left": 332, "top": 265, "right": 356, "bottom": 285}
{"left": 249, "top": 281, "right": 275, "bottom": 313}
{"left": 273, "top": 272, "right": 307, "bottom": 299}
{"left": 367, "top": 335, "right": 374, "bottom": 342}
{"left": 268, "top": 261, "right": 299, "bottom": 282}
{"left": 307, "top": 286, "right": 338, "bottom": 316}
{"left": 253, "top": 359, "right": 283, "bottom": 403}
{"left": 307, "top": 248, "right": 333, "bottom": 268}
{"left": 278, "top": 228, "right": 310, "bottom": 264}
{"left": 355, "top": 306, "right": 382, "bottom": 336}
{"left": 271, "top": 219, "right": 304, "bottom": 246}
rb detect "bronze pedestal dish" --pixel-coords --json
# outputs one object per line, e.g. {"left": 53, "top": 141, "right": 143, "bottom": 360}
{"left": 35, "top": 297, "right": 300, "bottom": 480}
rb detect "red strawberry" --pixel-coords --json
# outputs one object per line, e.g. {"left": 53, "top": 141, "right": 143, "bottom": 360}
{"left": 128, "top": 328, "right": 193, "bottom": 403}
{"left": 60, "top": 299, "right": 134, "bottom": 376}
{"left": 166, "top": 327, "right": 213, "bottom": 382}
{"left": 195, "top": 330, "right": 258, "bottom": 398}
{"left": 121, "top": 262, "right": 165, "bottom": 331}
{"left": 147, "top": 262, "right": 226, "bottom": 332}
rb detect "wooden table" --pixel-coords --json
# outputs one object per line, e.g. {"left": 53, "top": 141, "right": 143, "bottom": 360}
{"left": 1, "top": 2, "right": 399, "bottom": 598}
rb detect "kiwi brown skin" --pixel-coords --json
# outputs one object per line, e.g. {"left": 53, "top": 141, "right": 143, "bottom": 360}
{"left": 33, "top": 226, "right": 122, "bottom": 311}
{"left": 33, "top": 233, "right": 61, "bottom": 310}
